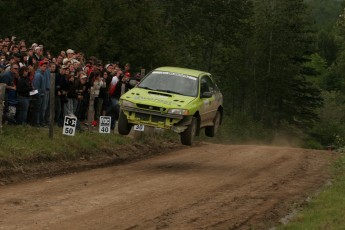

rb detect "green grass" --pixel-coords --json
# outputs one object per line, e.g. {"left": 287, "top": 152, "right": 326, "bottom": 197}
{"left": 0, "top": 125, "right": 133, "bottom": 165}
{"left": 278, "top": 153, "right": 345, "bottom": 229}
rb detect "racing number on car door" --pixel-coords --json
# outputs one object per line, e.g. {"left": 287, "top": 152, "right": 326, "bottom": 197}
{"left": 199, "top": 76, "right": 217, "bottom": 124}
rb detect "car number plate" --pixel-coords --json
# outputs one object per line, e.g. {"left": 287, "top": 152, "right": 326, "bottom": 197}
{"left": 134, "top": 124, "right": 145, "bottom": 131}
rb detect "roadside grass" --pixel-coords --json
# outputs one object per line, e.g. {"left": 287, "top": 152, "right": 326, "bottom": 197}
{"left": 0, "top": 125, "right": 133, "bottom": 166}
{"left": 278, "top": 153, "right": 345, "bottom": 229}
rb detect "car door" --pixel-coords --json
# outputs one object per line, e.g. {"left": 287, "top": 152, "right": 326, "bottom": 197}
{"left": 199, "top": 75, "right": 217, "bottom": 126}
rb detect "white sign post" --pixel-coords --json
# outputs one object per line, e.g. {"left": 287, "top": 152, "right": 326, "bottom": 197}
{"left": 62, "top": 116, "right": 77, "bottom": 136}
{"left": 99, "top": 116, "right": 111, "bottom": 134}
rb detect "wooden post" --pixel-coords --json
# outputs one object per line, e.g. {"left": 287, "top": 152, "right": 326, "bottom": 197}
{"left": 49, "top": 73, "right": 55, "bottom": 139}
{"left": 87, "top": 87, "right": 95, "bottom": 133}
{"left": 0, "top": 83, "right": 6, "bottom": 134}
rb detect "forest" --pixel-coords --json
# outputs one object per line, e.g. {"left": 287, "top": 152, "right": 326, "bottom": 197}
{"left": 1, "top": 0, "right": 345, "bottom": 149}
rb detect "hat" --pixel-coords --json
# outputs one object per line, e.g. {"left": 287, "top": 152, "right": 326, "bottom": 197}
{"left": 31, "top": 43, "right": 38, "bottom": 48}
{"left": 35, "top": 46, "right": 41, "bottom": 51}
{"left": 62, "top": 58, "right": 69, "bottom": 65}
{"left": 105, "top": 64, "right": 113, "bottom": 69}
{"left": 81, "top": 75, "right": 87, "bottom": 79}
{"left": 61, "top": 65, "right": 68, "bottom": 69}
{"left": 39, "top": 60, "right": 48, "bottom": 66}
{"left": 66, "top": 49, "right": 74, "bottom": 54}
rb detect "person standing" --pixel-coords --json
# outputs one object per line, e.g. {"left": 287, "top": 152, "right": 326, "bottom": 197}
{"left": 55, "top": 66, "right": 66, "bottom": 124}
{"left": 0, "top": 63, "right": 18, "bottom": 92}
{"left": 92, "top": 71, "right": 106, "bottom": 123}
{"left": 16, "top": 66, "right": 33, "bottom": 124}
{"left": 106, "top": 69, "right": 123, "bottom": 129}
{"left": 75, "top": 72, "right": 90, "bottom": 121}
{"left": 100, "top": 70, "right": 111, "bottom": 116}
{"left": 42, "top": 60, "right": 53, "bottom": 124}
{"left": 31, "top": 60, "right": 48, "bottom": 127}
{"left": 121, "top": 63, "right": 131, "bottom": 95}
{"left": 64, "top": 70, "right": 78, "bottom": 117}
{"left": 0, "top": 63, "right": 18, "bottom": 123}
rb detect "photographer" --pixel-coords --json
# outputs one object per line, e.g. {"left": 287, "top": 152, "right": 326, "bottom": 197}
{"left": 91, "top": 71, "right": 106, "bottom": 123}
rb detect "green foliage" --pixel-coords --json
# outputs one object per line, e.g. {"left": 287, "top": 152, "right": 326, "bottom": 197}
{"left": 306, "top": 91, "right": 345, "bottom": 149}
{"left": 249, "top": 0, "right": 323, "bottom": 130}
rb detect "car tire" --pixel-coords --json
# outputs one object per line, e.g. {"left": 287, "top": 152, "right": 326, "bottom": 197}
{"left": 205, "top": 111, "right": 221, "bottom": 137}
{"left": 180, "top": 117, "right": 197, "bottom": 145}
{"left": 118, "top": 110, "right": 132, "bottom": 135}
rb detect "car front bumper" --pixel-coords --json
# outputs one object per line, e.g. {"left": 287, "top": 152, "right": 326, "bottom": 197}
{"left": 121, "top": 106, "right": 193, "bottom": 133}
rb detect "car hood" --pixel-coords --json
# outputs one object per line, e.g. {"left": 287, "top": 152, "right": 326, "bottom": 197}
{"left": 121, "top": 87, "right": 197, "bottom": 108}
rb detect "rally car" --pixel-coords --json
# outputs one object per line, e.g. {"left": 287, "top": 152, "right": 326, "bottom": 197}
{"left": 118, "top": 66, "right": 223, "bottom": 145}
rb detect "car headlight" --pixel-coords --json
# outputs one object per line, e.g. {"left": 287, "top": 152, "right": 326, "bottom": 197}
{"left": 167, "top": 109, "right": 189, "bottom": 115}
{"left": 122, "top": 100, "right": 136, "bottom": 108}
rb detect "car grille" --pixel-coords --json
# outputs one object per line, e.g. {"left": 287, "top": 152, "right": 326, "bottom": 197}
{"left": 123, "top": 106, "right": 183, "bottom": 119}
{"left": 151, "top": 115, "right": 166, "bottom": 123}
{"left": 135, "top": 113, "right": 150, "bottom": 121}
{"left": 136, "top": 104, "right": 167, "bottom": 112}
{"left": 135, "top": 112, "right": 166, "bottom": 123}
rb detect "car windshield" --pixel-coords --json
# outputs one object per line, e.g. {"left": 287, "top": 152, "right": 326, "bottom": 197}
{"left": 138, "top": 71, "right": 198, "bottom": 97}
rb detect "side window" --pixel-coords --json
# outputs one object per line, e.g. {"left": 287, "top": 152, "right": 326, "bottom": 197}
{"left": 200, "top": 76, "right": 215, "bottom": 94}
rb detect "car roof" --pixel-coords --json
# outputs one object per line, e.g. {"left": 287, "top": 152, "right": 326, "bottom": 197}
{"left": 154, "top": 66, "right": 210, "bottom": 78}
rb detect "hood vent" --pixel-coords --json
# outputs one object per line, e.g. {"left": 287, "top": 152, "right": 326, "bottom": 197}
{"left": 148, "top": 91, "right": 172, "bottom": 97}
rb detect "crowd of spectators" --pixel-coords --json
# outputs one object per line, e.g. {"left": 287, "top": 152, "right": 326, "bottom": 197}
{"left": 0, "top": 36, "right": 142, "bottom": 129}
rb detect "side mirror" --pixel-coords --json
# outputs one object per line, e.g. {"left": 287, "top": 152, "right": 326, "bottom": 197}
{"left": 201, "top": 91, "right": 212, "bottom": 98}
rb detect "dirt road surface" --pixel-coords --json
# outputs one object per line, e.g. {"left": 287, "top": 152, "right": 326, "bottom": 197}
{"left": 0, "top": 143, "right": 334, "bottom": 229}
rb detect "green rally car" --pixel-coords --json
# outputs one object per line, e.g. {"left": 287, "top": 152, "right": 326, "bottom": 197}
{"left": 118, "top": 66, "right": 223, "bottom": 145}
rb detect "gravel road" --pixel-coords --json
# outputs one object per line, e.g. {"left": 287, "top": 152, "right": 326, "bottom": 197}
{"left": 0, "top": 143, "right": 334, "bottom": 229}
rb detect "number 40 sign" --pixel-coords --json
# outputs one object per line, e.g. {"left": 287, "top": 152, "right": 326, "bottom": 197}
{"left": 99, "top": 116, "right": 111, "bottom": 134}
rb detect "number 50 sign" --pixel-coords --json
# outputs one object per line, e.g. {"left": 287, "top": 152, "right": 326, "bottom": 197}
{"left": 63, "top": 116, "right": 77, "bottom": 136}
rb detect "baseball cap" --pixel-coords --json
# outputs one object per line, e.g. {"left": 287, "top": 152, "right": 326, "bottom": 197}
{"left": 39, "top": 60, "right": 48, "bottom": 66}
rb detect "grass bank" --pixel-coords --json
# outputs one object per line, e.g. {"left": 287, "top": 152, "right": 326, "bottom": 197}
{"left": 278, "top": 152, "right": 345, "bottom": 229}
{"left": 0, "top": 125, "right": 131, "bottom": 163}
{"left": 0, "top": 125, "right": 181, "bottom": 184}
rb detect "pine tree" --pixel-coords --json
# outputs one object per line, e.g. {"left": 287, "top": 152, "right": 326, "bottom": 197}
{"left": 251, "top": 0, "right": 323, "bottom": 129}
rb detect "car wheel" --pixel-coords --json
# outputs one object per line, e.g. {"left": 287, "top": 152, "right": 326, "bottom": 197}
{"left": 118, "top": 110, "right": 132, "bottom": 135}
{"left": 205, "top": 111, "right": 221, "bottom": 137}
{"left": 180, "top": 117, "right": 197, "bottom": 145}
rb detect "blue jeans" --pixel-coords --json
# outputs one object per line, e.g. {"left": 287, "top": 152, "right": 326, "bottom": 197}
{"left": 16, "top": 95, "right": 30, "bottom": 124}
{"left": 31, "top": 95, "right": 44, "bottom": 126}
{"left": 64, "top": 98, "right": 78, "bottom": 117}
{"left": 42, "top": 91, "right": 49, "bottom": 123}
